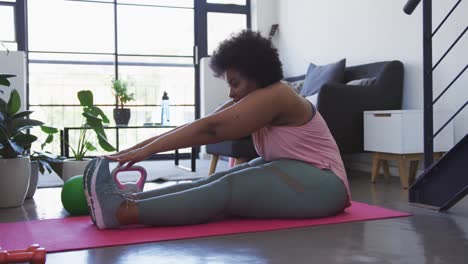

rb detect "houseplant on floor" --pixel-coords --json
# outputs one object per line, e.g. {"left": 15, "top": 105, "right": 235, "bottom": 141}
{"left": 111, "top": 78, "right": 135, "bottom": 126}
{"left": 0, "top": 74, "right": 44, "bottom": 207}
{"left": 61, "top": 90, "right": 115, "bottom": 182}
{"left": 27, "top": 125, "right": 64, "bottom": 199}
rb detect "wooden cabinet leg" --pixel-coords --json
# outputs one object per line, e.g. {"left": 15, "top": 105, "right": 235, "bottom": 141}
{"left": 409, "top": 160, "right": 419, "bottom": 185}
{"left": 208, "top": 155, "right": 219, "bottom": 175}
{"left": 434, "top": 152, "right": 444, "bottom": 160}
{"left": 234, "top": 157, "right": 249, "bottom": 166}
{"left": 398, "top": 157, "right": 409, "bottom": 189}
{"left": 382, "top": 160, "right": 391, "bottom": 183}
{"left": 371, "top": 152, "right": 380, "bottom": 183}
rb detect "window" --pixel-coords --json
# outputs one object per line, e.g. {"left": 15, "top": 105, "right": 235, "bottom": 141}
{"left": 0, "top": 2, "right": 17, "bottom": 50}
{"left": 22, "top": 0, "right": 250, "bottom": 157}
{"left": 27, "top": 0, "right": 196, "bottom": 156}
{"left": 207, "top": 12, "right": 247, "bottom": 54}
{"left": 197, "top": 0, "right": 251, "bottom": 58}
{"left": 117, "top": 4, "right": 193, "bottom": 56}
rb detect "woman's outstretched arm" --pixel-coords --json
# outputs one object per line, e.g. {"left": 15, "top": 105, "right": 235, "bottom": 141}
{"left": 107, "top": 99, "right": 235, "bottom": 158}
{"left": 107, "top": 86, "right": 283, "bottom": 167}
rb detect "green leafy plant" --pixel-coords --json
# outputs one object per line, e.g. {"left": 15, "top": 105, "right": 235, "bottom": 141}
{"left": 0, "top": 74, "right": 15, "bottom": 96}
{"left": 0, "top": 75, "right": 44, "bottom": 159}
{"left": 30, "top": 126, "right": 65, "bottom": 174}
{"left": 64, "top": 90, "right": 116, "bottom": 161}
{"left": 111, "top": 78, "right": 135, "bottom": 109}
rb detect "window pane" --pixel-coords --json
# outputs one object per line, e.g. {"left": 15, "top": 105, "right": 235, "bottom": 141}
{"left": 117, "top": 5, "right": 193, "bottom": 56}
{"left": 0, "top": 6, "right": 15, "bottom": 41}
{"left": 28, "top": 0, "right": 114, "bottom": 53}
{"left": 118, "top": 127, "right": 175, "bottom": 153}
{"left": 29, "top": 106, "right": 116, "bottom": 155}
{"left": 118, "top": 124, "right": 191, "bottom": 155}
{"left": 62, "top": 124, "right": 118, "bottom": 157}
{"left": 207, "top": 13, "right": 247, "bottom": 54}
{"left": 207, "top": 0, "right": 246, "bottom": 5}
{"left": 28, "top": 53, "right": 116, "bottom": 105}
{"left": 29, "top": 106, "right": 193, "bottom": 155}
{"left": 117, "top": 0, "right": 193, "bottom": 8}
{"left": 118, "top": 56, "right": 195, "bottom": 111}
{"left": 115, "top": 106, "right": 193, "bottom": 132}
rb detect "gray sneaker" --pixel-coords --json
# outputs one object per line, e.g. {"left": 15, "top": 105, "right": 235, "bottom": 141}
{"left": 84, "top": 157, "right": 126, "bottom": 229}
{"left": 83, "top": 158, "right": 101, "bottom": 225}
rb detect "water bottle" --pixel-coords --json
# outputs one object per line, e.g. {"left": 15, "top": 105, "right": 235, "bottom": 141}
{"left": 161, "top": 91, "right": 170, "bottom": 125}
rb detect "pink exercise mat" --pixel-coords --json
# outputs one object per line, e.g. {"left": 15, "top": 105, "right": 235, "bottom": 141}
{"left": 0, "top": 201, "right": 410, "bottom": 252}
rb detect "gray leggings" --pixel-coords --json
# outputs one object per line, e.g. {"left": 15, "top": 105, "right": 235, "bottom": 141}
{"left": 134, "top": 158, "right": 348, "bottom": 226}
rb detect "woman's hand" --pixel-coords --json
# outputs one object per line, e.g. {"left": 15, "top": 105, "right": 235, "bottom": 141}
{"left": 106, "top": 150, "right": 128, "bottom": 158}
{"left": 106, "top": 147, "right": 152, "bottom": 168}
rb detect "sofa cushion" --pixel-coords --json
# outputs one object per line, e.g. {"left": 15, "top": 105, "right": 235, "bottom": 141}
{"left": 300, "top": 59, "right": 346, "bottom": 96}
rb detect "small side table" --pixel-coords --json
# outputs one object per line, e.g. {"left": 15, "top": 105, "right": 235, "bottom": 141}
{"left": 370, "top": 152, "right": 444, "bottom": 188}
{"left": 364, "top": 110, "right": 454, "bottom": 189}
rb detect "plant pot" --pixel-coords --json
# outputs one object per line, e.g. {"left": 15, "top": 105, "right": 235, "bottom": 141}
{"left": 0, "top": 156, "right": 31, "bottom": 208}
{"left": 62, "top": 159, "right": 91, "bottom": 183}
{"left": 113, "top": 108, "right": 131, "bottom": 126}
{"left": 26, "top": 161, "right": 39, "bottom": 199}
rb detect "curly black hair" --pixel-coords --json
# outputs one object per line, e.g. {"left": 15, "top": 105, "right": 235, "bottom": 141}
{"left": 210, "top": 30, "right": 283, "bottom": 88}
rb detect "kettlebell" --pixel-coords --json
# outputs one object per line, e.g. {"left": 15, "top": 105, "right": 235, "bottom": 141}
{"left": 111, "top": 166, "right": 147, "bottom": 194}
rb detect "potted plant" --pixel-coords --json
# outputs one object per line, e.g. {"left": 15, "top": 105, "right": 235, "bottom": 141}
{"left": 27, "top": 125, "right": 64, "bottom": 199}
{"left": 111, "top": 78, "right": 134, "bottom": 126}
{"left": 61, "top": 90, "right": 115, "bottom": 182}
{"left": 0, "top": 74, "right": 44, "bottom": 207}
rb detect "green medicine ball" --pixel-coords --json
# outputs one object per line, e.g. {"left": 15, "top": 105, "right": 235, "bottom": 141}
{"left": 61, "top": 175, "right": 89, "bottom": 216}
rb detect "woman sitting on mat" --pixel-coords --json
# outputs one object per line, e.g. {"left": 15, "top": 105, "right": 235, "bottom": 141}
{"left": 84, "top": 30, "right": 351, "bottom": 229}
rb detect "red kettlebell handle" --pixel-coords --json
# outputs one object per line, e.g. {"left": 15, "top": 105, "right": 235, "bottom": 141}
{"left": 112, "top": 166, "right": 147, "bottom": 191}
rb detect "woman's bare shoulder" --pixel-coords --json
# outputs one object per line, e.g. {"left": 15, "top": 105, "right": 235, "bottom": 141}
{"left": 236, "top": 81, "right": 297, "bottom": 109}
{"left": 252, "top": 81, "right": 294, "bottom": 98}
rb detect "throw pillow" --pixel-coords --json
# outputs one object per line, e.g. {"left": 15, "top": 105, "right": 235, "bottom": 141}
{"left": 284, "top": 74, "right": 306, "bottom": 82}
{"left": 346, "top": 77, "right": 377, "bottom": 86}
{"left": 282, "top": 78, "right": 305, "bottom": 94}
{"left": 283, "top": 75, "right": 306, "bottom": 94}
{"left": 300, "top": 59, "right": 346, "bottom": 97}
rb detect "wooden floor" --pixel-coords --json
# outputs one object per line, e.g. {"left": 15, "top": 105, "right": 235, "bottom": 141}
{"left": 1, "top": 160, "right": 468, "bottom": 264}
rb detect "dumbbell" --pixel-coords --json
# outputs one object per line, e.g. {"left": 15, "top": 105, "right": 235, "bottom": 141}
{"left": 0, "top": 244, "right": 46, "bottom": 264}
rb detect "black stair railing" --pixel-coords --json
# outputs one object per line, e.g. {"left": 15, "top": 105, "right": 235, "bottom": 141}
{"left": 404, "top": 0, "right": 468, "bottom": 211}
{"left": 404, "top": 0, "right": 467, "bottom": 168}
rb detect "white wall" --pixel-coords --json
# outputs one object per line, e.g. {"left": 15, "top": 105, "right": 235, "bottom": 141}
{"left": 252, "top": 0, "right": 467, "bottom": 174}
{"left": 0, "top": 51, "right": 27, "bottom": 111}
{"left": 274, "top": 0, "right": 467, "bottom": 142}
{"left": 199, "top": 57, "right": 231, "bottom": 159}
{"left": 251, "top": 0, "right": 279, "bottom": 40}
{"left": 200, "top": 57, "right": 230, "bottom": 117}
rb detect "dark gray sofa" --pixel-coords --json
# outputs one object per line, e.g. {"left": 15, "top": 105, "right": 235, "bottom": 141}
{"left": 205, "top": 60, "right": 404, "bottom": 173}
{"left": 317, "top": 60, "right": 404, "bottom": 153}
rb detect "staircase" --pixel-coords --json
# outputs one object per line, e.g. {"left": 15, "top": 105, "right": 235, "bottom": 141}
{"left": 404, "top": 0, "right": 467, "bottom": 211}
{"left": 409, "top": 134, "right": 468, "bottom": 210}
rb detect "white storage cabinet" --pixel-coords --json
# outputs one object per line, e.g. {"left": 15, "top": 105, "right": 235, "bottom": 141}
{"left": 364, "top": 110, "right": 454, "bottom": 154}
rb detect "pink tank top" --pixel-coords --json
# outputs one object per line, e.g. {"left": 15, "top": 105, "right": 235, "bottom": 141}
{"left": 252, "top": 107, "right": 351, "bottom": 205}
